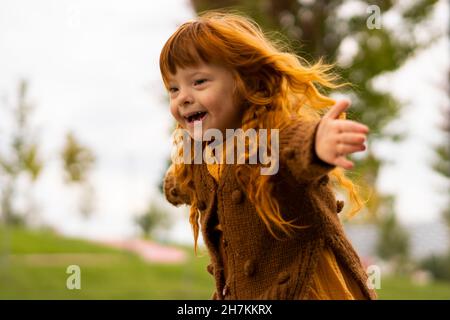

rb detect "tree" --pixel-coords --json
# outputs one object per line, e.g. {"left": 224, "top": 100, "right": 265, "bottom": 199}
{"left": 135, "top": 202, "right": 171, "bottom": 240}
{"left": 61, "top": 132, "right": 95, "bottom": 183}
{"left": 431, "top": 71, "right": 450, "bottom": 230}
{"left": 0, "top": 79, "right": 43, "bottom": 226}
{"left": 375, "top": 195, "right": 410, "bottom": 273}
{"left": 420, "top": 70, "right": 450, "bottom": 282}
{"left": 60, "top": 132, "right": 96, "bottom": 218}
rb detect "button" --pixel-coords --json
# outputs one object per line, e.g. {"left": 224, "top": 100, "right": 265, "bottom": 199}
{"left": 283, "top": 147, "right": 296, "bottom": 160}
{"left": 319, "top": 175, "right": 329, "bottom": 185}
{"left": 170, "top": 187, "right": 178, "bottom": 197}
{"left": 197, "top": 200, "right": 206, "bottom": 211}
{"left": 244, "top": 259, "right": 256, "bottom": 277}
{"left": 336, "top": 200, "right": 344, "bottom": 213}
{"left": 231, "top": 189, "right": 243, "bottom": 204}
{"left": 277, "top": 271, "right": 290, "bottom": 284}
{"left": 206, "top": 263, "right": 214, "bottom": 275}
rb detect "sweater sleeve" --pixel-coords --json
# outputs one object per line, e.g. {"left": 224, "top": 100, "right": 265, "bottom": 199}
{"left": 278, "top": 116, "right": 336, "bottom": 183}
{"left": 163, "top": 165, "right": 191, "bottom": 207}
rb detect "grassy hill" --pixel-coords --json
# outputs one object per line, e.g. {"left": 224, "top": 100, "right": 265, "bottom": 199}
{"left": 0, "top": 226, "right": 449, "bottom": 299}
{"left": 0, "top": 226, "right": 214, "bottom": 299}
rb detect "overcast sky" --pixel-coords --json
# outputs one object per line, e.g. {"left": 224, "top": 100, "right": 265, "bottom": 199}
{"left": 0, "top": 0, "right": 448, "bottom": 244}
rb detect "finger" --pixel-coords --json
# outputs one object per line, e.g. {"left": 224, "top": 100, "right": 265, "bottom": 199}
{"left": 336, "top": 120, "right": 369, "bottom": 133}
{"left": 337, "top": 143, "right": 366, "bottom": 155}
{"left": 334, "top": 156, "right": 354, "bottom": 170}
{"left": 325, "top": 99, "right": 351, "bottom": 120}
{"left": 337, "top": 133, "right": 367, "bottom": 145}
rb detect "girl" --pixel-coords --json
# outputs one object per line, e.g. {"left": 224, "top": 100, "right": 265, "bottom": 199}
{"left": 160, "top": 11, "right": 377, "bottom": 300}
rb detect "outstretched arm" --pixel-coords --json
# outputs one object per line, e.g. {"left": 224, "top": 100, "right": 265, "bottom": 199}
{"left": 278, "top": 99, "right": 369, "bottom": 183}
{"left": 315, "top": 100, "right": 369, "bottom": 170}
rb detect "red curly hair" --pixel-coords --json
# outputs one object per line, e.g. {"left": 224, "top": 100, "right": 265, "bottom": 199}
{"left": 160, "top": 11, "right": 365, "bottom": 253}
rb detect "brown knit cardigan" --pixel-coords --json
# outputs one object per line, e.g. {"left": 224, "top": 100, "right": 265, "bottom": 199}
{"left": 163, "top": 116, "right": 377, "bottom": 300}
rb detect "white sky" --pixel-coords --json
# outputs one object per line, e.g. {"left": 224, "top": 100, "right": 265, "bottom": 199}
{"left": 0, "top": 0, "right": 448, "bottom": 244}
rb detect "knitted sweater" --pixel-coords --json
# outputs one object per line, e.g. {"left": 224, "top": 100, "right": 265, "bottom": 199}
{"left": 206, "top": 161, "right": 366, "bottom": 300}
{"left": 163, "top": 116, "right": 377, "bottom": 300}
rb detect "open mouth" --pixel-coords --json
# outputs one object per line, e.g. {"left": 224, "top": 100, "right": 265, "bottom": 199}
{"left": 185, "top": 111, "right": 207, "bottom": 124}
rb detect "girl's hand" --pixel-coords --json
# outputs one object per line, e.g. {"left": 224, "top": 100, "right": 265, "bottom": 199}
{"left": 315, "top": 99, "right": 369, "bottom": 170}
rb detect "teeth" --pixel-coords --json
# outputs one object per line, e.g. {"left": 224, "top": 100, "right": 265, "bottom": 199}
{"left": 188, "top": 111, "right": 204, "bottom": 117}
{"left": 185, "top": 111, "right": 206, "bottom": 121}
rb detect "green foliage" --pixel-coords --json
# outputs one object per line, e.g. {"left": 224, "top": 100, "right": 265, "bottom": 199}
{"left": 420, "top": 254, "right": 450, "bottom": 282}
{"left": 374, "top": 195, "right": 410, "bottom": 272}
{"left": 60, "top": 132, "right": 96, "bottom": 218}
{"left": 0, "top": 80, "right": 43, "bottom": 179}
{"left": 61, "top": 132, "right": 96, "bottom": 184}
{"left": 21, "top": 143, "right": 42, "bottom": 181}
{"left": 403, "top": 0, "right": 440, "bottom": 23}
{"left": 376, "top": 207, "right": 410, "bottom": 274}
{"left": 376, "top": 213, "right": 410, "bottom": 261}
{"left": 432, "top": 83, "right": 450, "bottom": 228}
{"left": 428, "top": 71, "right": 450, "bottom": 273}
{"left": 0, "top": 79, "right": 43, "bottom": 225}
{"left": 135, "top": 202, "right": 171, "bottom": 239}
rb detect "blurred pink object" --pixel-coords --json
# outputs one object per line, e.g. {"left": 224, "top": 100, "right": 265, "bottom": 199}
{"left": 99, "top": 239, "right": 187, "bottom": 264}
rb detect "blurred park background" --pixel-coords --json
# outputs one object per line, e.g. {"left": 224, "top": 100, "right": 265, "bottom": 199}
{"left": 0, "top": 0, "right": 449, "bottom": 299}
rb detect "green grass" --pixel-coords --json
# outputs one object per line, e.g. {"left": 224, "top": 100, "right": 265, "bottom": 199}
{"left": 378, "top": 277, "right": 450, "bottom": 300}
{"left": 0, "top": 226, "right": 214, "bottom": 299}
{"left": 0, "top": 226, "right": 449, "bottom": 299}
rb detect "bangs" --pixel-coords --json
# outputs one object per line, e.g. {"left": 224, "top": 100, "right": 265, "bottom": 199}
{"left": 160, "top": 21, "right": 221, "bottom": 87}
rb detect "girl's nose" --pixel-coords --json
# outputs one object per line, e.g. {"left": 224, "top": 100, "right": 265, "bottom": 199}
{"left": 182, "top": 97, "right": 193, "bottom": 106}
{"left": 179, "top": 90, "right": 194, "bottom": 107}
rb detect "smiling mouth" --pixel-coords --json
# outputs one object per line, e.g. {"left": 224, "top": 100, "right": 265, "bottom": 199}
{"left": 185, "top": 111, "right": 207, "bottom": 124}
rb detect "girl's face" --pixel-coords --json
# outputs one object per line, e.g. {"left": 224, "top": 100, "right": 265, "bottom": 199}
{"left": 167, "top": 62, "right": 243, "bottom": 139}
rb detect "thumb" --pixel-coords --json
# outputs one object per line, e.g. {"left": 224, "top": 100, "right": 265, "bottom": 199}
{"left": 325, "top": 99, "right": 351, "bottom": 120}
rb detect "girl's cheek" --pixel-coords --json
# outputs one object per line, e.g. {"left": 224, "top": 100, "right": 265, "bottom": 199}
{"left": 169, "top": 104, "right": 178, "bottom": 119}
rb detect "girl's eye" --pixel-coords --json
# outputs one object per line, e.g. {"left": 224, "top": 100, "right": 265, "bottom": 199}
{"left": 169, "top": 87, "right": 178, "bottom": 93}
{"left": 194, "top": 79, "right": 207, "bottom": 86}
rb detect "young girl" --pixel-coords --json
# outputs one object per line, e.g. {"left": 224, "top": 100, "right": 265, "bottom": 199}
{"left": 160, "top": 11, "right": 377, "bottom": 300}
